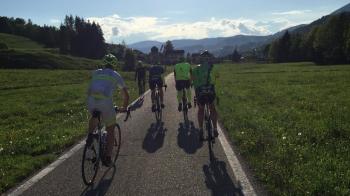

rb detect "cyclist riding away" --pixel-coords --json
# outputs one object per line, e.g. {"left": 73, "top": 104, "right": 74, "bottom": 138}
{"left": 86, "top": 53, "right": 130, "bottom": 167}
{"left": 149, "top": 63, "right": 165, "bottom": 112}
{"left": 174, "top": 62, "right": 192, "bottom": 111}
{"left": 135, "top": 61, "right": 147, "bottom": 95}
{"left": 192, "top": 50, "right": 218, "bottom": 139}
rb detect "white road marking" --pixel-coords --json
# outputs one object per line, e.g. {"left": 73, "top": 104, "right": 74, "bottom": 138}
{"left": 217, "top": 125, "right": 257, "bottom": 196}
{"left": 6, "top": 73, "right": 172, "bottom": 196}
{"left": 7, "top": 73, "right": 255, "bottom": 196}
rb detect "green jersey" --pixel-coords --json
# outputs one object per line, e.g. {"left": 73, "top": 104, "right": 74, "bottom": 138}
{"left": 174, "top": 62, "right": 191, "bottom": 80}
{"left": 192, "top": 63, "right": 213, "bottom": 89}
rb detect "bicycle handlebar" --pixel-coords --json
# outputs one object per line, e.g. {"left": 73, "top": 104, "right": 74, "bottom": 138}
{"left": 114, "top": 106, "right": 132, "bottom": 122}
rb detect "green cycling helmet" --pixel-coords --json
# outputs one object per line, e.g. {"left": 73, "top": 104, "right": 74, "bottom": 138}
{"left": 102, "top": 53, "right": 118, "bottom": 67}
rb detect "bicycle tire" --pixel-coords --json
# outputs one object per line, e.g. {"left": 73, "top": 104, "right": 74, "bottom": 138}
{"left": 155, "top": 91, "right": 162, "bottom": 122}
{"left": 182, "top": 91, "right": 189, "bottom": 127}
{"left": 113, "top": 124, "right": 122, "bottom": 163}
{"left": 205, "top": 106, "right": 215, "bottom": 162}
{"left": 81, "top": 134, "right": 100, "bottom": 185}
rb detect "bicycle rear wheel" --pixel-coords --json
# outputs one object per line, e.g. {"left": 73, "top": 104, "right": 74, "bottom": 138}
{"left": 182, "top": 92, "right": 189, "bottom": 127}
{"left": 205, "top": 106, "right": 215, "bottom": 162}
{"left": 112, "top": 124, "right": 122, "bottom": 164}
{"left": 155, "top": 92, "right": 162, "bottom": 122}
{"left": 81, "top": 133, "right": 100, "bottom": 185}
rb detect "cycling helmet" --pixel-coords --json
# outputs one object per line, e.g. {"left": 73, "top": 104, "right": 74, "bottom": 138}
{"left": 200, "top": 50, "right": 211, "bottom": 57}
{"left": 102, "top": 53, "right": 118, "bottom": 67}
{"left": 199, "top": 50, "right": 212, "bottom": 64}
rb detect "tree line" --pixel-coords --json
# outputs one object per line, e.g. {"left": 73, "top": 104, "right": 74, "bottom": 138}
{"left": 268, "top": 12, "right": 350, "bottom": 65}
{"left": 0, "top": 15, "right": 106, "bottom": 59}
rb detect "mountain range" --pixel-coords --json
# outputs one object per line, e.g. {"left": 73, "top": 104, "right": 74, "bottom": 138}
{"left": 129, "top": 3, "right": 350, "bottom": 57}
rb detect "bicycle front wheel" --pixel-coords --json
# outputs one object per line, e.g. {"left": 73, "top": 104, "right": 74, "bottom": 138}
{"left": 112, "top": 124, "right": 122, "bottom": 164}
{"left": 81, "top": 133, "right": 100, "bottom": 185}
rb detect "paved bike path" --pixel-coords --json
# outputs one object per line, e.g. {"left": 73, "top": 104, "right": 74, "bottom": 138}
{"left": 19, "top": 74, "right": 244, "bottom": 196}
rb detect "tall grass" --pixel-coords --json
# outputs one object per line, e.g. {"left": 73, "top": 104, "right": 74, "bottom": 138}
{"left": 215, "top": 62, "right": 350, "bottom": 195}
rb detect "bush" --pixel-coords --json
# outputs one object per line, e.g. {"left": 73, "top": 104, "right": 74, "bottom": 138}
{"left": 0, "top": 42, "right": 8, "bottom": 50}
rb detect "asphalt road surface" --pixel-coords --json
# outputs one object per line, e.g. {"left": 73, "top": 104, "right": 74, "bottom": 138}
{"left": 18, "top": 74, "right": 245, "bottom": 196}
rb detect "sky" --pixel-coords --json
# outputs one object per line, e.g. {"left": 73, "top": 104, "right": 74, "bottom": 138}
{"left": 1, "top": 0, "right": 349, "bottom": 44}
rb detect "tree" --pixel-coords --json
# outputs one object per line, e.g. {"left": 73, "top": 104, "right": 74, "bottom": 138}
{"left": 186, "top": 52, "right": 191, "bottom": 63}
{"left": 346, "top": 26, "right": 350, "bottom": 63}
{"left": 231, "top": 48, "right": 241, "bottom": 63}
{"left": 164, "top": 40, "right": 174, "bottom": 55}
{"left": 150, "top": 46, "right": 159, "bottom": 54}
{"left": 123, "top": 49, "right": 136, "bottom": 71}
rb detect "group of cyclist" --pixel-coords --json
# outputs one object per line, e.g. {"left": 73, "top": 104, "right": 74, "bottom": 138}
{"left": 86, "top": 50, "right": 218, "bottom": 167}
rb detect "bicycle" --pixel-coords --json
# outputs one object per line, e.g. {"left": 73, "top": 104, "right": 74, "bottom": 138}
{"left": 81, "top": 106, "right": 131, "bottom": 186}
{"left": 153, "top": 84, "right": 167, "bottom": 122}
{"left": 180, "top": 88, "right": 190, "bottom": 127}
{"left": 194, "top": 93, "right": 216, "bottom": 163}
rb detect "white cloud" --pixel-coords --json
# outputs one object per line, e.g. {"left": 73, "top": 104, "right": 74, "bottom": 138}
{"left": 88, "top": 14, "right": 272, "bottom": 43}
{"left": 272, "top": 10, "right": 312, "bottom": 16}
{"left": 49, "top": 19, "right": 61, "bottom": 24}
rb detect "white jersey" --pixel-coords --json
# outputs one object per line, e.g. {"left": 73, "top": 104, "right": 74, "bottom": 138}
{"left": 87, "top": 68, "right": 126, "bottom": 100}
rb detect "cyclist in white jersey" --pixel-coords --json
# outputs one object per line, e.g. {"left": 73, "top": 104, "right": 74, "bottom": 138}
{"left": 86, "top": 54, "right": 129, "bottom": 167}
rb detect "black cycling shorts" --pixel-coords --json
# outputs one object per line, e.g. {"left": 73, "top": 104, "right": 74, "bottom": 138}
{"left": 149, "top": 78, "right": 163, "bottom": 90}
{"left": 175, "top": 80, "right": 191, "bottom": 91}
{"left": 195, "top": 85, "right": 216, "bottom": 106}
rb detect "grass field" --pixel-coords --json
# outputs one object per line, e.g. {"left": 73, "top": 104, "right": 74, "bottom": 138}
{"left": 0, "top": 33, "right": 44, "bottom": 49}
{"left": 0, "top": 33, "right": 101, "bottom": 69}
{"left": 215, "top": 62, "right": 350, "bottom": 195}
{"left": 0, "top": 69, "right": 140, "bottom": 193}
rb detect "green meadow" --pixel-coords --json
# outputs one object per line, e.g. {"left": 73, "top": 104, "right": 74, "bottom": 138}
{"left": 0, "top": 69, "right": 139, "bottom": 193}
{"left": 215, "top": 62, "right": 350, "bottom": 195}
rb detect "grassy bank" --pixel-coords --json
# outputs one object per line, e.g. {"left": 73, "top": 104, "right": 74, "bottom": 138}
{"left": 0, "top": 69, "right": 139, "bottom": 193}
{"left": 0, "top": 33, "right": 101, "bottom": 69}
{"left": 215, "top": 62, "right": 350, "bottom": 195}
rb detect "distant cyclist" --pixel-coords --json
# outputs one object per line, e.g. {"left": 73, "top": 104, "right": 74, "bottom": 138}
{"left": 135, "top": 61, "right": 147, "bottom": 95}
{"left": 174, "top": 62, "right": 192, "bottom": 111}
{"left": 149, "top": 63, "right": 165, "bottom": 112}
{"left": 86, "top": 54, "right": 130, "bottom": 167}
{"left": 192, "top": 50, "right": 218, "bottom": 139}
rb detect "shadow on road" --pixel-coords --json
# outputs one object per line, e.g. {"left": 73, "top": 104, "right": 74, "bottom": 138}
{"left": 142, "top": 121, "right": 167, "bottom": 153}
{"left": 203, "top": 159, "right": 243, "bottom": 196}
{"left": 80, "top": 166, "right": 117, "bottom": 196}
{"left": 177, "top": 122, "right": 203, "bottom": 154}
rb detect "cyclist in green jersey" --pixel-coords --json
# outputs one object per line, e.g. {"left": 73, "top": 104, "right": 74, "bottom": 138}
{"left": 192, "top": 50, "right": 218, "bottom": 139}
{"left": 174, "top": 62, "right": 192, "bottom": 111}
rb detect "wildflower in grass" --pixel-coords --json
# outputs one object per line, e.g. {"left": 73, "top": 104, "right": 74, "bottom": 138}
{"left": 0, "top": 147, "right": 3, "bottom": 152}
{"left": 298, "top": 132, "right": 302, "bottom": 136}
{"left": 11, "top": 152, "right": 15, "bottom": 155}
{"left": 36, "top": 136, "right": 39, "bottom": 139}
{"left": 241, "top": 131, "right": 245, "bottom": 134}
{"left": 282, "top": 136, "right": 286, "bottom": 140}
{"left": 26, "top": 138, "right": 29, "bottom": 141}
{"left": 9, "top": 141, "right": 13, "bottom": 144}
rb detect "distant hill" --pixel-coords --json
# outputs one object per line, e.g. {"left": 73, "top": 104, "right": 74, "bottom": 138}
{"left": 129, "top": 35, "right": 272, "bottom": 57}
{"left": 128, "top": 2, "right": 350, "bottom": 57}
{"left": 331, "top": 2, "right": 350, "bottom": 15}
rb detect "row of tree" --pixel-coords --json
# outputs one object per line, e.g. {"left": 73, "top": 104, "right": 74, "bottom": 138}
{"left": 0, "top": 15, "right": 106, "bottom": 59}
{"left": 268, "top": 12, "right": 350, "bottom": 64}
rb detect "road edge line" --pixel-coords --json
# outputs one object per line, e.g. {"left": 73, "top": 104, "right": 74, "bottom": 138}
{"left": 217, "top": 124, "right": 257, "bottom": 196}
{"left": 7, "top": 92, "right": 150, "bottom": 196}
{"left": 7, "top": 73, "right": 172, "bottom": 196}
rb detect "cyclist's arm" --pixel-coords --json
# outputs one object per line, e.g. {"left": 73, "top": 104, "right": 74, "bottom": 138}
{"left": 121, "top": 87, "right": 129, "bottom": 110}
